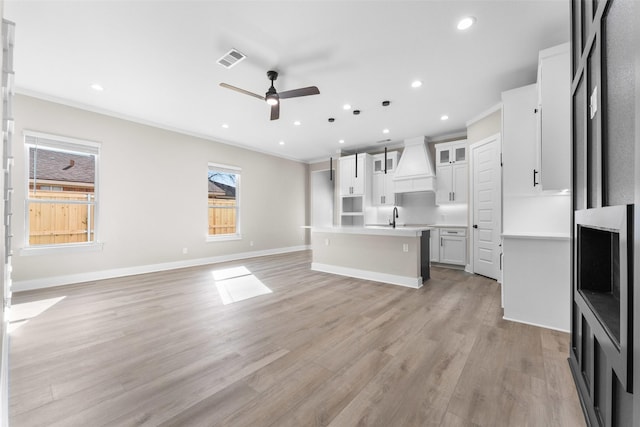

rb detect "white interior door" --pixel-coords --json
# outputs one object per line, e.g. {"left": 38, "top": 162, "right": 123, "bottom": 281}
{"left": 471, "top": 135, "right": 501, "bottom": 280}
{"left": 311, "top": 169, "right": 334, "bottom": 227}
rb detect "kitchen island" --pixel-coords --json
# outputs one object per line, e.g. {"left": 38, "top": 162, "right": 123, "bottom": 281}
{"left": 310, "top": 226, "right": 431, "bottom": 288}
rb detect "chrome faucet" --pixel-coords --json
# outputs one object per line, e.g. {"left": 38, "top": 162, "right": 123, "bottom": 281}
{"left": 390, "top": 206, "right": 399, "bottom": 228}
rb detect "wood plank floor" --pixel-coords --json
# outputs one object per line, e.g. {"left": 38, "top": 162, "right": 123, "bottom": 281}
{"left": 9, "top": 250, "right": 585, "bottom": 426}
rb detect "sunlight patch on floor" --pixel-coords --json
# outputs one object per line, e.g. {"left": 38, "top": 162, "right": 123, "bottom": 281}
{"left": 211, "top": 266, "right": 272, "bottom": 305}
{"left": 8, "top": 296, "right": 66, "bottom": 333}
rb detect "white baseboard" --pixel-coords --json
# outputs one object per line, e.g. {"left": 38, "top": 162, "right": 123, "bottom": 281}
{"left": 502, "top": 316, "right": 570, "bottom": 333}
{"left": 13, "top": 245, "right": 309, "bottom": 292}
{"left": 311, "top": 262, "right": 423, "bottom": 289}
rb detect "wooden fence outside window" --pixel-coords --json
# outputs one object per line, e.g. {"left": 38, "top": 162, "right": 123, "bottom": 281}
{"left": 208, "top": 199, "right": 237, "bottom": 235}
{"left": 28, "top": 191, "right": 94, "bottom": 245}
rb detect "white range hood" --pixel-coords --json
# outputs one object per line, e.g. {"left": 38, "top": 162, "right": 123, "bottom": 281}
{"left": 393, "top": 136, "right": 437, "bottom": 193}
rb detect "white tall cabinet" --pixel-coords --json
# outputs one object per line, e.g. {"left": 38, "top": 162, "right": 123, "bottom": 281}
{"left": 339, "top": 154, "right": 371, "bottom": 226}
{"left": 435, "top": 140, "right": 468, "bottom": 205}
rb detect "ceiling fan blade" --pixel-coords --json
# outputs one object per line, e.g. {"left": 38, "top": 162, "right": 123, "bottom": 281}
{"left": 278, "top": 86, "right": 320, "bottom": 99}
{"left": 219, "top": 83, "right": 265, "bottom": 101}
{"left": 270, "top": 103, "right": 280, "bottom": 121}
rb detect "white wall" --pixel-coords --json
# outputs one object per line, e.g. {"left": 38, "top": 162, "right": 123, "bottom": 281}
{"left": 12, "top": 95, "right": 309, "bottom": 289}
{"left": 467, "top": 109, "right": 501, "bottom": 144}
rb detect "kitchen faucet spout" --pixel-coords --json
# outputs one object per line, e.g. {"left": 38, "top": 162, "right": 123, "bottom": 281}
{"left": 390, "top": 206, "right": 399, "bottom": 228}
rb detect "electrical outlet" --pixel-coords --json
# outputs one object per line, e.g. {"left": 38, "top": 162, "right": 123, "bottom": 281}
{"left": 182, "top": 247, "right": 188, "bottom": 254}
{"left": 325, "top": 238, "right": 330, "bottom": 246}
{"left": 402, "top": 243, "right": 409, "bottom": 252}
{"left": 250, "top": 241, "right": 254, "bottom": 247}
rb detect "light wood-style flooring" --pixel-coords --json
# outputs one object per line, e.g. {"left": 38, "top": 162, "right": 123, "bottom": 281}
{"left": 9, "top": 250, "right": 585, "bottom": 426}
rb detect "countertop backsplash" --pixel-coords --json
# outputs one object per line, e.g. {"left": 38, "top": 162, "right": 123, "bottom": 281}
{"left": 365, "top": 192, "right": 468, "bottom": 227}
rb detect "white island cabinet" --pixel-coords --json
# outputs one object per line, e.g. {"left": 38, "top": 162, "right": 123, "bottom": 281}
{"left": 311, "top": 226, "right": 431, "bottom": 288}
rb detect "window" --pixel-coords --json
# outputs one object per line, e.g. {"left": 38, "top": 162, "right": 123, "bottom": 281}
{"left": 208, "top": 163, "right": 240, "bottom": 240}
{"left": 25, "top": 132, "right": 100, "bottom": 248}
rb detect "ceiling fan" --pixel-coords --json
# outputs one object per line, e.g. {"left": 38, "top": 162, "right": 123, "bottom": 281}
{"left": 220, "top": 70, "right": 320, "bottom": 121}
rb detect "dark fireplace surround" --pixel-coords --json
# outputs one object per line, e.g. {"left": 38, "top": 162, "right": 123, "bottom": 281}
{"left": 574, "top": 205, "right": 633, "bottom": 394}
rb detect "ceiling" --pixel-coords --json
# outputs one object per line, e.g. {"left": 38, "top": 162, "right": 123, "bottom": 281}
{"left": 4, "top": 1, "right": 570, "bottom": 163}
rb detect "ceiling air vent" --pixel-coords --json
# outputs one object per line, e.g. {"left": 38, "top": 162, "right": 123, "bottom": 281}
{"left": 217, "top": 49, "right": 246, "bottom": 69}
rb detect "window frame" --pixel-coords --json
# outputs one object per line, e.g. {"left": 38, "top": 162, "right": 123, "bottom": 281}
{"left": 207, "top": 162, "right": 241, "bottom": 242}
{"left": 22, "top": 131, "right": 102, "bottom": 254}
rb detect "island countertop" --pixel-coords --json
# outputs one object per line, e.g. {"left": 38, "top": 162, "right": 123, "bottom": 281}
{"left": 310, "top": 225, "right": 432, "bottom": 237}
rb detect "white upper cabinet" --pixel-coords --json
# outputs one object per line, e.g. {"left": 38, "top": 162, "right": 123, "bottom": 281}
{"left": 339, "top": 154, "right": 368, "bottom": 196}
{"left": 372, "top": 151, "right": 398, "bottom": 206}
{"left": 435, "top": 140, "right": 468, "bottom": 204}
{"left": 536, "top": 43, "right": 570, "bottom": 191}
{"left": 372, "top": 151, "right": 397, "bottom": 174}
{"left": 502, "top": 84, "right": 538, "bottom": 196}
{"left": 502, "top": 43, "right": 570, "bottom": 195}
{"left": 436, "top": 141, "right": 467, "bottom": 166}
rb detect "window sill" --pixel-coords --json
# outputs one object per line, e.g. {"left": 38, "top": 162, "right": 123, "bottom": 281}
{"left": 206, "top": 234, "right": 242, "bottom": 243}
{"left": 19, "top": 242, "right": 104, "bottom": 256}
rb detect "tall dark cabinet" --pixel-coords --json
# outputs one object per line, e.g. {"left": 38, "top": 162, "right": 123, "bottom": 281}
{"left": 569, "top": 0, "right": 639, "bottom": 425}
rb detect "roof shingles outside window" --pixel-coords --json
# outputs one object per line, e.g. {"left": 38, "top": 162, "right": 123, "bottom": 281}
{"left": 29, "top": 147, "right": 95, "bottom": 185}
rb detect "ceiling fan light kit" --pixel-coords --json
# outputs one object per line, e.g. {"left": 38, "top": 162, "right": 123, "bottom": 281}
{"left": 220, "top": 70, "right": 319, "bottom": 121}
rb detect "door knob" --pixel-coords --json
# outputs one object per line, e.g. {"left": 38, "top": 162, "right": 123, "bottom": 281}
{"left": 473, "top": 224, "right": 478, "bottom": 229}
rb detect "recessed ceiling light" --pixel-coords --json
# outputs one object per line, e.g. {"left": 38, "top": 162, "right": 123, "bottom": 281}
{"left": 343, "top": 104, "right": 351, "bottom": 110}
{"left": 339, "top": 139, "right": 345, "bottom": 144}
{"left": 440, "top": 115, "right": 449, "bottom": 121}
{"left": 279, "top": 141, "right": 285, "bottom": 146}
{"left": 294, "top": 120, "right": 301, "bottom": 126}
{"left": 222, "top": 123, "right": 229, "bottom": 128}
{"left": 457, "top": 16, "right": 476, "bottom": 30}
{"left": 411, "top": 80, "right": 422, "bottom": 88}
{"left": 90, "top": 83, "right": 104, "bottom": 91}
{"left": 382, "top": 129, "right": 390, "bottom": 134}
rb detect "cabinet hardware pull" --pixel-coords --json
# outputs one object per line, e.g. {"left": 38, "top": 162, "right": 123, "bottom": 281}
{"left": 384, "top": 147, "right": 388, "bottom": 174}
{"left": 533, "top": 169, "right": 539, "bottom": 186}
{"left": 452, "top": 192, "right": 455, "bottom": 201}
{"left": 355, "top": 152, "right": 358, "bottom": 178}
{"left": 440, "top": 237, "right": 443, "bottom": 246}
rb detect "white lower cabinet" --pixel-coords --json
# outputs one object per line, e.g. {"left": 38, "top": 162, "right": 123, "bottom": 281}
{"left": 430, "top": 227, "right": 466, "bottom": 266}
{"left": 438, "top": 228, "right": 467, "bottom": 265}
